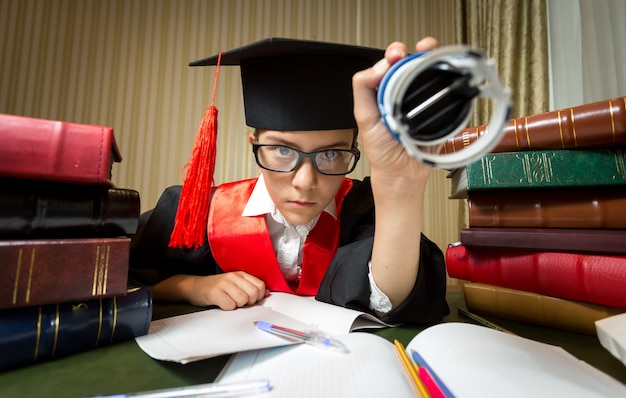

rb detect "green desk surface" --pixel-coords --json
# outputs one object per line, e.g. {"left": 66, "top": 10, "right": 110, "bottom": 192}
{"left": 1, "top": 290, "right": 624, "bottom": 397}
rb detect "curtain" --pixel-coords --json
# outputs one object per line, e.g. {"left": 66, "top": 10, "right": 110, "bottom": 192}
{"left": 547, "top": 0, "right": 626, "bottom": 110}
{"left": 453, "top": 0, "right": 549, "bottom": 236}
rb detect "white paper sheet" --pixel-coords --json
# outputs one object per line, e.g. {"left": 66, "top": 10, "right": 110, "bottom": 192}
{"left": 596, "top": 312, "right": 626, "bottom": 366}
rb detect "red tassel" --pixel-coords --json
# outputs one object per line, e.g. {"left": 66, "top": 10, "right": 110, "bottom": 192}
{"left": 169, "top": 52, "right": 222, "bottom": 249}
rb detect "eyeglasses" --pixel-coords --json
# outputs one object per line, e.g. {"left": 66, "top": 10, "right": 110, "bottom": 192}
{"left": 252, "top": 143, "right": 360, "bottom": 176}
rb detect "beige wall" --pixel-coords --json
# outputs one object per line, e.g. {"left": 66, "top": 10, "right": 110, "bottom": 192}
{"left": 0, "top": 0, "right": 460, "bottom": 273}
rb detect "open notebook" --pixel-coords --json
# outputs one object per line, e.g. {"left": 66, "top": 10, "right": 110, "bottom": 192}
{"left": 135, "top": 292, "right": 393, "bottom": 363}
{"left": 216, "top": 323, "right": 626, "bottom": 398}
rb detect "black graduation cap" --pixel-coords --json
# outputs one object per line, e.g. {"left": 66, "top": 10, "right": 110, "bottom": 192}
{"left": 170, "top": 38, "right": 384, "bottom": 250}
{"left": 189, "top": 37, "right": 385, "bottom": 130}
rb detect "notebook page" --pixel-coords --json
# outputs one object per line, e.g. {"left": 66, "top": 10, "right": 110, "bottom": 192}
{"left": 262, "top": 292, "right": 393, "bottom": 334}
{"left": 407, "top": 323, "right": 626, "bottom": 398}
{"left": 217, "top": 332, "right": 415, "bottom": 398}
{"left": 135, "top": 305, "right": 313, "bottom": 363}
{"left": 135, "top": 293, "right": 393, "bottom": 364}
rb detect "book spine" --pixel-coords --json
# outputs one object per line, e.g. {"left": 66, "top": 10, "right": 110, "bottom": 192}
{"left": 442, "top": 96, "right": 626, "bottom": 154}
{"left": 0, "top": 286, "right": 152, "bottom": 372}
{"left": 462, "top": 282, "right": 625, "bottom": 335}
{"left": 0, "top": 238, "right": 130, "bottom": 310}
{"left": 446, "top": 243, "right": 626, "bottom": 309}
{"left": 0, "top": 113, "right": 121, "bottom": 185}
{"left": 0, "top": 182, "right": 140, "bottom": 238}
{"left": 459, "top": 227, "right": 626, "bottom": 255}
{"left": 467, "top": 187, "right": 626, "bottom": 228}
{"left": 466, "top": 148, "right": 626, "bottom": 190}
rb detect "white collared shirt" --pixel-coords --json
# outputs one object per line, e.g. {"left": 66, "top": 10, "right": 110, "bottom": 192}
{"left": 242, "top": 175, "right": 392, "bottom": 313}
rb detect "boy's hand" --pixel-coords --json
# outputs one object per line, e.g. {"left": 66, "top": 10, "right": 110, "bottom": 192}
{"left": 352, "top": 37, "right": 439, "bottom": 182}
{"left": 171, "top": 271, "right": 269, "bottom": 311}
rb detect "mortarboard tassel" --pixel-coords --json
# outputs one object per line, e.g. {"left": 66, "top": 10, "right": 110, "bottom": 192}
{"left": 169, "top": 52, "right": 222, "bottom": 249}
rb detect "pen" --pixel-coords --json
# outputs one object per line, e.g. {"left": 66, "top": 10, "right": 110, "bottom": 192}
{"left": 411, "top": 350, "right": 454, "bottom": 398}
{"left": 394, "top": 339, "right": 430, "bottom": 398}
{"left": 83, "top": 379, "right": 271, "bottom": 398}
{"left": 254, "top": 320, "right": 349, "bottom": 353}
{"left": 457, "top": 308, "right": 516, "bottom": 335}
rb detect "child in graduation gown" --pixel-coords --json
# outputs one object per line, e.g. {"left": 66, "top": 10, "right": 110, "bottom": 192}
{"left": 130, "top": 37, "right": 450, "bottom": 326}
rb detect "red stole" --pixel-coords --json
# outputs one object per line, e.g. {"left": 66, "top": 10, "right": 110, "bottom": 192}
{"left": 207, "top": 178, "right": 353, "bottom": 295}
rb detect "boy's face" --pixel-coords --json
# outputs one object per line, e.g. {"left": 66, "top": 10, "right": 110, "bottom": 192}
{"left": 251, "top": 128, "right": 356, "bottom": 226}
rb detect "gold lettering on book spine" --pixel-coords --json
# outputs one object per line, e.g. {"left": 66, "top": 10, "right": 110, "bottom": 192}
{"left": 96, "top": 299, "right": 104, "bottom": 345}
{"left": 524, "top": 117, "right": 531, "bottom": 149}
{"left": 111, "top": 297, "right": 118, "bottom": 342}
{"left": 13, "top": 248, "right": 36, "bottom": 305}
{"left": 12, "top": 249, "right": 23, "bottom": 305}
{"left": 616, "top": 149, "right": 626, "bottom": 178}
{"left": 513, "top": 119, "right": 520, "bottom": 149}
{"left": 26, "top": 249, "right": 35, "bottom": 303}
{"left": 52, "top": 305, "right": 60, "bottom": 356}
{"left": 92, "top": 245, "right": 111, "bottom": 296}
{"left": 462, "top": 129, "right": 472, "bottom": 148}
{"left": 570, "top": 109, "right": 578, "bottom": 147}
{"left": 34, "top": 307, "right": 43, "bottom": 361}
{"left": 609, "top": 99, "right": 616, "bottom": 140}
{"left": 557, "top": 110, "right": 565, "bottom": 147}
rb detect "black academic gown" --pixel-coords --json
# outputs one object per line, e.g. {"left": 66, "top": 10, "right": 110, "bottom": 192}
{"left": 129, "top": 177, "right": 449, "bottom": 326}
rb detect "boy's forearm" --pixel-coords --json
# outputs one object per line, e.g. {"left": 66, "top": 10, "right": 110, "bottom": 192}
{"left": 369, "top": 173, "right": 428, "bottom": 307}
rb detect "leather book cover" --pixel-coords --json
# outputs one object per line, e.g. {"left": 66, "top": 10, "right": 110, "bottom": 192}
{"left": 0, "top": 237, "right": 130, "bottom": 310}
{"left": 460, "top": 227, "right": 626, "bottom": 255}
{"left": 462, "top": 282, "right": 625, "bottom": 336}
{"left": 446, "top": 243, "right": 626, "bottom": 309}
{"left": 0, "top": 285, "right": 152, "bottom": 372}
{"left": 0, "top": 113, "right": 121, "bottom": 185}
{"left": 0, "top": 179, "right": 140, "bottom": 238}
{"left": 442, "top": 96, "right": 626, "bottom": 154}
{"left": 449, "top": 147, "right": 626, "bottom": 198}
{"left": 467, "top": 187, "right": 626, "bottom": 229}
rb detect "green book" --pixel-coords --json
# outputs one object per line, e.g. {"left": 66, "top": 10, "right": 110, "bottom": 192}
{"left": 449, "top": 147, "right": 626, "bottom": 198}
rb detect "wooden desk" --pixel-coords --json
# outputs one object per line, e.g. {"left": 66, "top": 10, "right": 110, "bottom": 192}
{"left": 0, "top": 291, "right": 623, "bottom": 397}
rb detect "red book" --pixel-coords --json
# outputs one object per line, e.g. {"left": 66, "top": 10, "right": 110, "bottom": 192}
{"left": 0, "top": 114, "right": 121, "bottom": 185}
{"left": 445, "top": 243, "right": 626, "bottom": 309}
{"left": 0, "top": 237, "right": 130, "bottom": 310}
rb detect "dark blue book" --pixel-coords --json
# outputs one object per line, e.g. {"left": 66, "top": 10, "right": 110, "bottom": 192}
{"left": 0, "top": 286, "right": 152, "bottom": 372}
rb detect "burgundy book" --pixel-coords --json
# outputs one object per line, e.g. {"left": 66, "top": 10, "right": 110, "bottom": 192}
{"left": 460, "top": 227, "right": 626, "bottom": 255}
{"left": 442, "top": 96, "right": 626, "bottom": 154}
{"left": 0, "top": 237, "right": 130, "bottom": 310}
{"left": 467, "top": 187, "right": 626, "bottom": 229}
{"left": 446, "top": 243, "right": 626, "bottom": 309}
{"left": 0, "top": 114, "right": 121, "bottom": 185}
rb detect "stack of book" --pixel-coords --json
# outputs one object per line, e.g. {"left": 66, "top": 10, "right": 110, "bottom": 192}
{"left": 0, "top": 114, "right": 152, "bottom": 372}
{"left": 444, "top": 96, "right": 626, "bottom": 336}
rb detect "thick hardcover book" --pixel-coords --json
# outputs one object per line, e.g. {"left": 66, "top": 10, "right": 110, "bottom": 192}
{"left": 0, "top": 113, "right": 121, "bottom": 185}
{"left": 0, "top": 237, "right": 130, "bottom": 310}
{"left": 462, "top": 282, "right": 625, "bottom": 336}
{"left": 446, "top": 243, "right": 626, "bottom": 309}
{"left": 0, "top": 286, "right": 152, "bottom": 372}
{"left": 0, "top": 179, "right": 140, "bottom": 239}
{"left": 449, "top": 147, "right": 626, "bottom": 198}
{"left": 467, "top": 187, "right": 626, "bottom": 229}
{"left": 460, "top": 227, "right": 626, "bottom": 255}
{"left": 442, "top": 96, "right": 626, "bottom": 154}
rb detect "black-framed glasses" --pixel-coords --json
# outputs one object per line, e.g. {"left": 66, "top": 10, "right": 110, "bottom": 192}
{"left": 252, "top": 143, "right": 360, "bottom": 176}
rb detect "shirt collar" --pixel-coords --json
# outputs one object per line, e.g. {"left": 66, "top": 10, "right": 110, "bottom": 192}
{"left": 242, "top": 174, "right": 337, "bottom": 219}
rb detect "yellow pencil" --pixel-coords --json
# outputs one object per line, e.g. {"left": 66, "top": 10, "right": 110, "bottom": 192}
{"left": 394, "top": 339, "right": 431, "bottom": 398}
